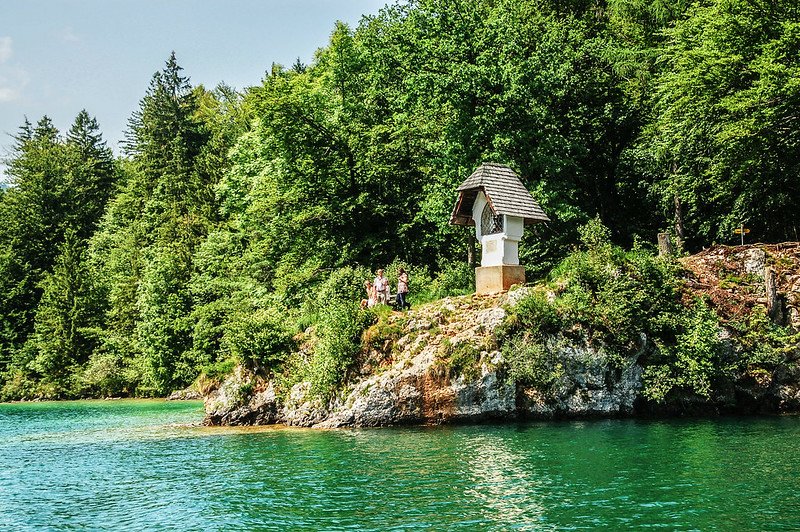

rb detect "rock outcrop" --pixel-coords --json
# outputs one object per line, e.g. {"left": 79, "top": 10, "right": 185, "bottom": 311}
{"left": 204, "top": 243, "right": 800, "bottom": 428}
{"left": 205, "top": 290, "right": 649, "bottom": 428}
{"left": 166, "top": 388, "right": 202, "bottom": 401}
{"left": 681, "top": 242, "right": 800, "bottom": 329}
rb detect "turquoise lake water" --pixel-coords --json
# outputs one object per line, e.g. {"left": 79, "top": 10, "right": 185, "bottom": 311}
{"left": 2, "top": 400, "right": 800, "bottom": 530}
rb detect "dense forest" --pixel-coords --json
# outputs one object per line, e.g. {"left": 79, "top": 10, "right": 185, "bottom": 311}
{"left": 1, "top": 0, "right": 798, "bottom": 400}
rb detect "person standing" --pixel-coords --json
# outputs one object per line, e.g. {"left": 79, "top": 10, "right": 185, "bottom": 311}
{"left": 374, "top": 269, "right": 389, "bottom": 305}
{"left": 396, "top": 268, "right": 410, "bottom": 310}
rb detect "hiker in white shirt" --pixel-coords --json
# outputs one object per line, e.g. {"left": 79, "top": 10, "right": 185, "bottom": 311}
{"left": 373, "top": 269, "right": 389, "bottom": 305}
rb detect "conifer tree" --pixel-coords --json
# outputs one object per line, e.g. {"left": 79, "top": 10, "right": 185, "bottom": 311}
{"left": 0, "top": 113, "right": 116, "bottom": 397}
{"left": 0, "top": 118, "right": 66, "bottom": 382}
{"left": 64, "top": 110, "right": 116, "bottom": 240}
{"left": 92, "top": 53, "right": 217, "bottom": 395}
{"left": 27, "top": 230, "right": 103, "bottom": 396}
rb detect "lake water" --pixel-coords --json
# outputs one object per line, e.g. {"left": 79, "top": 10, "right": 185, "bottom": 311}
{"left": 2, "top": 400, "right": 800, "bottom": 530}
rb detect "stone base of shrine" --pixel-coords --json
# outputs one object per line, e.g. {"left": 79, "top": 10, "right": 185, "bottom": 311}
{"left": 475, "top": 265, "right": 526, "bottom": 295}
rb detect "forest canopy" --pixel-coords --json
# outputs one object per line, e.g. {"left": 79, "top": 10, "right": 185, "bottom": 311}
{"left": 1, "top": 0, "right": 798, "bottom": 399}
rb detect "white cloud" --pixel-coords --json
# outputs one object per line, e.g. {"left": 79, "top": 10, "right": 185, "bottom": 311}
{"left": 0, "top": 37, "right": 26, "bottom": 102}
{"left": 0, "top": 37, "right": 11, "bottom": 63}
{"left": 0, "top": 68, "right": 28, "bottom": 102}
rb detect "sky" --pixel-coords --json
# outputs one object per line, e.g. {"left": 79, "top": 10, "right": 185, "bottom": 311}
{"left": 0, "top": 0, "right": 388, "bottom": 179}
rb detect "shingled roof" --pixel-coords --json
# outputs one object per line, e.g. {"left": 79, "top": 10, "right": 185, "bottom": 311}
{"left": 450, "top": 163, "right": 550, "bottom": 226}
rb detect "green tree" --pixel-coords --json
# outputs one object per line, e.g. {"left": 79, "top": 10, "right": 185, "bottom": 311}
{"left": 91, "top": 53, "right": 229, "bottom": 395}
{"left": 643, "top": 0, "right": 800, "bottom": 245}
{"left": 25, "top": 231, "right": 104, "bottom": 397}
{"left": 64, "top": 110, "right": 117, "bottom": 241}
{"left": 0, "top": 113, "right": 115, "bottom": 392}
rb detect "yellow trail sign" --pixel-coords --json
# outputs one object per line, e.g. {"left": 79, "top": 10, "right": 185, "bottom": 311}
{"left": 734, "top": 228, "right": 751, "bottom": 234}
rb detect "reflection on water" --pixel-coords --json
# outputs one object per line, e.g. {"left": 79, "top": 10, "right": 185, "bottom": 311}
{"left": 2, "top": 400, "right": 800, "bottom": 530}
{"left": 463, "top": 433, "right": 551, "bottom": 530}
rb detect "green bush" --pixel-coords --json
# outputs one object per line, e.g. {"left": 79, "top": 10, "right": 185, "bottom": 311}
{"left": 195, "top": 357, "right": 237, "bottom": 395}
{"left": 500, "top": 289, "right": 562, "bottom": 340}
{"left": 307, "top": 301, "right": 375, "bottom": 398}
{"left": 501, "top": 338, "right": 564, "bottom": 389}
{"left": 643, "top": 298, "right": 724, "bottom": 402}
{"left": 500, "top": 219, "right": 729, "bottom": 402}
{"left": 578, "top": 216, "right": 613, "bottom": 251}
{"left": 78, "top": 329, "right": 141, "bottom": 397}
{"left": 429, "top": 261, "right": 474, "bottom": 300}
{"left": 725, "top": 307, "right": 794, "bottom": 385}
{"left": 223, "top": 307, "right": 294, "bottom": 371}
{"left": 199, "top": 357, "right": 237, "bottom": 380}
{"left": 299, "top": 265, "right": 373, "bottom": 329}
{"left": 81, "top": 352, "right": 130, "bottom": 398}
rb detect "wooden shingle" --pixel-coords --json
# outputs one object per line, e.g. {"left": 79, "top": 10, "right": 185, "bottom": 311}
{"left": 450, "top": 163, "right": 550, "bottom": 226}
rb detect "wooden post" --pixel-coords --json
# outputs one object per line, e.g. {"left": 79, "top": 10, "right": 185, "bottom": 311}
{"left": 657, "top": 233, "right": 674, "bottom": 257}
{"left": 765, "top": 266, "right": 781, "bottom": 324}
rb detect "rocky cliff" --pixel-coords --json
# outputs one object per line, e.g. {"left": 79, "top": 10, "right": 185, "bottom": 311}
{"left": 204, "top": 243, "right": 800, "bottom": 428}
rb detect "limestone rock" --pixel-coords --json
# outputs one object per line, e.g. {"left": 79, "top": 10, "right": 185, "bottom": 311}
{"left": 517, "top": 334, "right": 643, "bottom": 418}
{"left": 282, "top": 383, "right": 329, "bottom": 427}
{"left": 166, "top": 388, "right": 202, "bottom": 401}
{"left": 204, "top": 371, "right": 278, "bottom": 426}
{"left": 202, "top": 249, "right": 800, "bottom": 428}
{"left": 204, "top": 290, "right": 648, "bottom": 428}
{"left": 739, "top": 247, "right": 766, "bottom": 277}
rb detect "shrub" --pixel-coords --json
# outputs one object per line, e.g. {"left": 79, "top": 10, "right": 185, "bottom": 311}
{"left": 427, "top": 260, "right": 474, "bottom": 300}
{"left": 81, "top": 352, "right": 130, "bottom": 398}
{"left": 223, "top": 307, "right": 294, "bottom": 371}
{"left": 300, "top": 265, "right": 373, "bottom": 328}
{"left": 578, "top": 215, "right": 613, "bottom": 251}
{"left": 306, "top": 301, "right": 375, "bottom": 398}
{"left": 502, "top": 338, "right": 564, "bottom": 389}
{"left": 729, "top": 307, "right": 792, "bottom": 370}
{"left": 449, "top": 342, "right": 483, "bottom": 380}
{"left": 500, "top": 289, "right": 562, "bottom": 340}
{"left": 195, "top": 358, "right": 237, "bottom": 395}
{"left": 499, "top": 219, "right": 728, "bottom": 402}
{"left": 643, "top": 298, "right": 724, "bottom": 402}
{"left": 362, "top": 305, "right": 404, "bottom": 350}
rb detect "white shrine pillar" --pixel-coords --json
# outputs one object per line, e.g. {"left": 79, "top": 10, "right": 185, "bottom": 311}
{"left": 450, "top": 163, "right": 550, "bottom": 295}
{"left": 471, "top": 192, "right": 526, "bottom": 293}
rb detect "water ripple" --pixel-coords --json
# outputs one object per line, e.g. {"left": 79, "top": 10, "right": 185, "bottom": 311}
{"left": 2, "top": 402, "right": 800, "bottom": 530}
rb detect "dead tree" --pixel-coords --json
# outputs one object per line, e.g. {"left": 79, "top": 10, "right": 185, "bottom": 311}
{"left": 658, "top": 233, "right": 674, "bottom": 257}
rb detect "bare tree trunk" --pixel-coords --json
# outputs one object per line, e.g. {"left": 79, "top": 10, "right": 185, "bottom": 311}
{"left": 671, "top": 162, "right": 686, "bottom": 251}
{"left": 467, "top": 235, "right": 476, "bottom": 268}
{"left": 674, "top": 193, "right": 686, "bottom": 249}
{"left": 765, "top": 266, "right": 782, "bottom": 324}
{"left": 658, "top": 233, "right": 674, "bottom": 257}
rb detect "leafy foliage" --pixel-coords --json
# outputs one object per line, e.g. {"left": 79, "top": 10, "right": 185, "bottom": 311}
{"left": 2, "top": 0, "right": 800, "bottom": 400}
{"left": 501, "top": 219, "right": 725, "bottom": 401}
{"left": 306, "top": 302, "right": 375, "bottom": 399}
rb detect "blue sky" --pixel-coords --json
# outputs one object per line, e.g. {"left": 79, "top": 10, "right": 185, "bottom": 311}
{"left": 0, "top": 0, "right": 387, "bottom": 177}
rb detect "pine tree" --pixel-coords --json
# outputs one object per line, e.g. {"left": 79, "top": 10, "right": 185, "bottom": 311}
{"left": 91, "top": 53, "right": 217, "bottom": 395}
{"left": 28, "top": 230, "right": 103, "bottom": 397}
{"left": 0, "top": 113, "right": 117, "bottom": 398}
{"left": 0, "top": 117, "right": 66, "bottom": 382}
{"left": 64, "top": 110, "right": 116, "bottom": 240}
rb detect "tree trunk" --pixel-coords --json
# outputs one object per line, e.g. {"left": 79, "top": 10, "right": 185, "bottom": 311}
{"left": 657, "top": 233, "right": 674, "bottom": 257}
{"left": 674, "top": 193, "right": 686, "bottom": 249}
{"left": 467, "top": 235, "right": 476, "bottom": 268}
{"left": 765, "top": 266, "right": 783, "bottom": 324}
